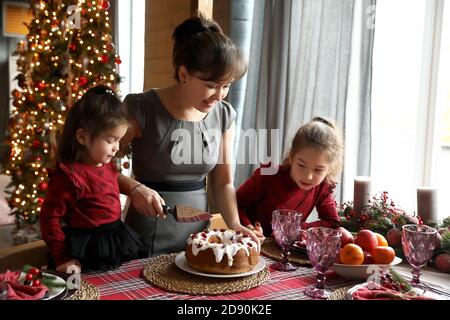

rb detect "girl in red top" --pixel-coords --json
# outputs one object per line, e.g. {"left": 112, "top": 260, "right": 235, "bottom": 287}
{"left": 40, "top": 85, "right": 143, "bottom": 273}
{"left": 237, "top": 117, "right": 344, "bottom": 239}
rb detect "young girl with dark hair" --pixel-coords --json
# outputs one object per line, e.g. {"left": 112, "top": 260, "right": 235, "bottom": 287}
{"left": 237, "top": 117, "right": 344, "bottom": 238}
{"left": 40, "top": 85, "right": 143, "bottom": 273}
{"left": 118, "top": 14, "right": 260, "bottom": 257}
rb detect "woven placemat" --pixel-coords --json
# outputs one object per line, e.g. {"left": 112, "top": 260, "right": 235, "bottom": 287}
{"left": 143, "top": 253, "right": 269, "bottom": 295}
{"left": 328, "top": 286, "right": 352, "bottom": 300}
{"left": 260, "top": 238, "right": 311, "bottom": 266}
{"left": 66, "top": 280, "right": 100, "bottom": 300}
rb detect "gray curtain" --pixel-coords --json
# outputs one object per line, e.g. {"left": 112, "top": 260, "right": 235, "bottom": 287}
{"left": 356, "top": 0, "right": 375, "bottom": 176}
{"left": 233, "top": 0, "right": 356, "bottom": 204}
{"left": 229, "top": 0, "right": 254, "bottom": 167}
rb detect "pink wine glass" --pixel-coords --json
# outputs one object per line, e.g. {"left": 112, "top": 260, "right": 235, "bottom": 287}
{"left": 402, "top": 224, "right": 437, "bottom": 290}
{"left": 271, "top": 209, "right": 303, "bottom": 271}
{"left": 304, "top": 227, "right": 341, "bottom": 299}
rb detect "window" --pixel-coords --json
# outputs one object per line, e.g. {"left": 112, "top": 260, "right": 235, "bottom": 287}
{"left": 117, "top": 0, "right": 145, "bottom": 98}
{"left": 371, "top": 0, "right": 448, "bottom": 221}
{"left": 435, "top": 1, "right": 450, "bottom": 219}
{"left": 116, "top": 0, "right": 145, "bottom": 210}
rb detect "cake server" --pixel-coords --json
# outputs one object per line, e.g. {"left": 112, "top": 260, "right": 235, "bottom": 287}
{"left": 162, "top": 205, "right": 213, "bottom": 223}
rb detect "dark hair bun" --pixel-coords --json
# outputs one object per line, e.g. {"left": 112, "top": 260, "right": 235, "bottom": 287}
{"left": 172, "top": 14, "right": 222, "bottom": 45}
{"left": 172, "top": 14, "right": 246, "bottom": 83}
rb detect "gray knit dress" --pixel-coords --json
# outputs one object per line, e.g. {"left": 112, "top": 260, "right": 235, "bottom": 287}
{"left": 123, "top": 89, "right": 236, "bottom": 257}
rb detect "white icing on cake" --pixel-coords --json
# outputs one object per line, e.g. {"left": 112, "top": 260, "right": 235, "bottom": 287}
{"left": 187, "top": 229, "right": 257, "bottom": 267}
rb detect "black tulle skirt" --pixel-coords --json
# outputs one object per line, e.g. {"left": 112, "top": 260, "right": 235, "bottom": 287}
{"left": 63, "top": 220, "right": 144, "bottom": 272}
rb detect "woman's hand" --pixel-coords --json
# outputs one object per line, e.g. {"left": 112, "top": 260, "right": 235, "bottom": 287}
{"left": 56, "top": 259, "right": 82, "bottom": 274}
{"left": 130, "top": 184, "right": 166, "bottom": 218}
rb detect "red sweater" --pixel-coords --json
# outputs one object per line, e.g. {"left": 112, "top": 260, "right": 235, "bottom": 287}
{"left": 40, "top": 162, "right": 121, "bottom": 266}
{"left": 237, "top": 165, "right": 340, "bottom": 236}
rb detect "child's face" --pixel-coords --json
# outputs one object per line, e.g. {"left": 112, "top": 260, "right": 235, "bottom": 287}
{"left": 83, "top": 124, "right": 128, "bottom": 166}
{"left": 288, "top": 147, "right": 330, "bottom": 191}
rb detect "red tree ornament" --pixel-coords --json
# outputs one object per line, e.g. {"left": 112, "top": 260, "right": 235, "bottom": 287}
{"left": 101, "top": 0, "right": 110, "bottom": 10}
{"left": 38, "top": 182, "right": 48, "bottom": 191}
{"left": 78, "top": 76, "right": 88, "bottom": 87}
{"left": 36, "top": 81, "right": 46, "bottom": 90}
{"left": 101, "top": 54, "right": 110, "bottom": 63}
{"left": 12, "top": 89, "right": 21, "bottom": 98}
{"left": 115, "top": 57, "right": 122, "bottom": 65}
{"left": 32, "top": 140, "right": 41, "bottom": 148}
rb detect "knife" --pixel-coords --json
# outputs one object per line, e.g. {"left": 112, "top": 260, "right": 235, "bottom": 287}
{"left": 162, "top": 205, "right": 213, "bottom": 223}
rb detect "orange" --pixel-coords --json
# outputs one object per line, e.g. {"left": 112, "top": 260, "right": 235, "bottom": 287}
{"left": 374, "top": 233, "right": 388, "bottom": 247}
{"left": 339, "top": 244, "right": 364, "bottom": 265}
{"left": 371, "top": 246, "right": 395, "bottom": 264}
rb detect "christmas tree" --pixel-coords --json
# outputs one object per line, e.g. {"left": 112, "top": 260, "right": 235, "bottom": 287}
{"left": 1, "top": 0, "right": 121, "bottom": 242}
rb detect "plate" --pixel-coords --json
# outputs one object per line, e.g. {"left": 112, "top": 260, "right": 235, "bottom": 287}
{"left": 333, "top": 256, "right": 402, "bottom": 280}
{"left": 19, "top": 271, "right": 76, "bottom": 300}
{"left": 174, "top": 252, "right": 267, "bottom": 278}
{"left": 346, "top": 282, "right": 449, "bottom": 300}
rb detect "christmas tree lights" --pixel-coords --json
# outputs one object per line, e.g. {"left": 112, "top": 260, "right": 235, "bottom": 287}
{"left": 1, "top": 0, "right": 121, "bottom": 239}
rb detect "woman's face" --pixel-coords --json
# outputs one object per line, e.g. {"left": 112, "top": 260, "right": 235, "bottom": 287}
{"left": 288, "top": 147, "right": 330, "bottom": 191}
{"left": 182, "top": 69, "right": 232, "bottom": 112}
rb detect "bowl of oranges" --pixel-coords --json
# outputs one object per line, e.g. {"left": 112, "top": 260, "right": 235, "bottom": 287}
{"left": 332, "top": 228, "right": 402, "bottom": 280}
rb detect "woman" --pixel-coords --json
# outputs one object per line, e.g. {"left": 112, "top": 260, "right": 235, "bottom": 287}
{"left": 118, "top": 14, "right": 259, "bottom": 256}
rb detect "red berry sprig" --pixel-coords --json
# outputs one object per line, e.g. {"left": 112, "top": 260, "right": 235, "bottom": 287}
{"left": 22, "top": 266, "right": 43, "bottom": 287}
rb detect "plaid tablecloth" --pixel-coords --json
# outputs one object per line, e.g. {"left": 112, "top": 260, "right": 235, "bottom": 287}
{"left": 81, "top": 256, "right": 359, "bottom": 300}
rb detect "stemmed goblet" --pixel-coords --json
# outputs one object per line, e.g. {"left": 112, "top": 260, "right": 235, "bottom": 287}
{"left": 304, "top": 227, "right": 341, "bottom": 299}
{"left": 401, "top": 224, "right": 437, "bottom": 292}
{"left": 271, "top": 209, "right": 303, "bottom": 271}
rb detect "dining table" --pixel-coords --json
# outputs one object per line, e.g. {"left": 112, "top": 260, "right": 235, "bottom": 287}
{"left": 79, "top": 254, "right": 450, "bottom": 301}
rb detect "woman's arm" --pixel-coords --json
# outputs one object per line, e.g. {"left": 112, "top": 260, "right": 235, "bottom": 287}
{"left": 210, "top": 123, "right": 262, "bottom": 246}
{"left": 117, "top": 118, "right": 166, "bottom": 218}
{"left": 117, "top": 174, "right": 165, "bottom": 218}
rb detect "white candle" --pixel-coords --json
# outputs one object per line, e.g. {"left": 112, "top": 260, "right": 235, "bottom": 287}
{"left": 417, "top": 187, "right": 438, "bottom": 225}
{"left": 354, "top": 176, "right": 372, "bottom": 216}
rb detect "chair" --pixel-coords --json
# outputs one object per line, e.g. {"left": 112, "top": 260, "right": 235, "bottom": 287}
{"left": 0, "top": 240, "right": 48, "bottom": 272}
